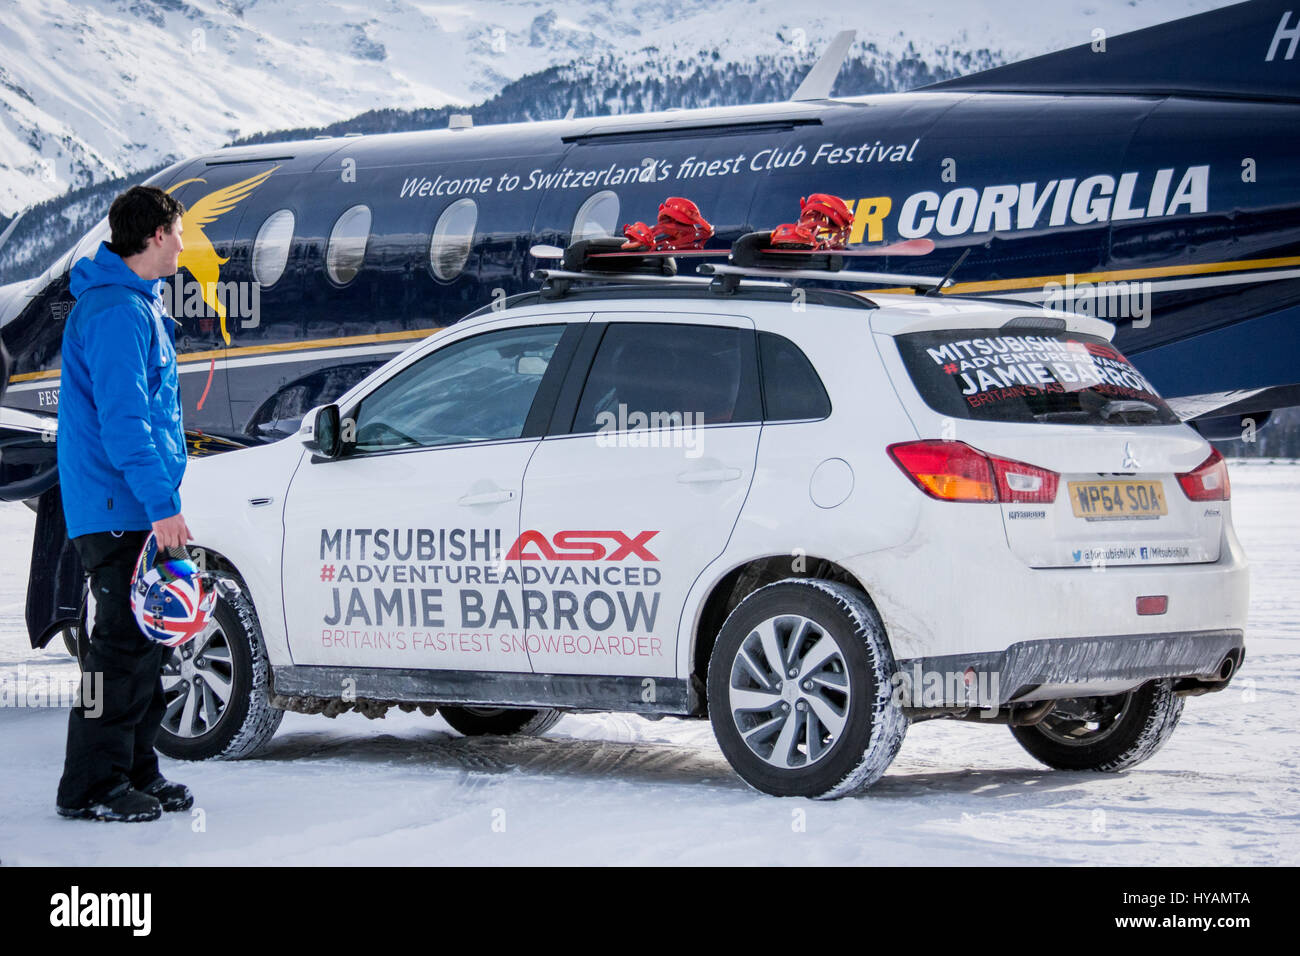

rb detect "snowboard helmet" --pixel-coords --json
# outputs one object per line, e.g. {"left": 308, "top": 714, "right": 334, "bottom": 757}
{"left": 129, "top": 535, "right": 217, "bottom": 647}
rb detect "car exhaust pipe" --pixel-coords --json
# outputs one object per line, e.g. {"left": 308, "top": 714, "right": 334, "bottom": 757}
{"left": 1175, "top": 649, "right": 1244, "bottom": 697}
{"left": 1217, "top": 653, "right": 1236, "bottom": 681}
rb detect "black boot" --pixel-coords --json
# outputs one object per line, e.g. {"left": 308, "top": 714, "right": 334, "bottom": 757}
{"left": 57, "top": 782, "right": 162, "bottom": 822}
{"left": 139, "top": 776, "right": 194, "bottom": 812}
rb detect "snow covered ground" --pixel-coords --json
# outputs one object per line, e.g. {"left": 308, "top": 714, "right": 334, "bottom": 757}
{"left": 1, "top": 460, "right": 1296, "bottom": 866}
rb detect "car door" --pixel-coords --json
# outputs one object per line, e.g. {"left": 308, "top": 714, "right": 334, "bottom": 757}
{"left": 518, "top": 312, "right": 763, "bottom": 680}
{"left": 281, "top": 316, "right": 586, "bottom": 672}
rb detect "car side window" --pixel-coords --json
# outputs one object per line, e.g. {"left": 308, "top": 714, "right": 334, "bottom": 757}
{"left": 352, "top": 324, "right": 566, "bottom": 452}
{"left": 759, "top": 332, "right": 831, "bottom": 421}
{"left": 572, "top": 322, "right": 761, "bottom": 433}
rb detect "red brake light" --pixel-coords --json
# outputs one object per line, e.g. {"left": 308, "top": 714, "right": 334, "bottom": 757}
{"left": 888, "top": 441, "right": 1059, "bottom": 504}
{"left": 1177, "top": 447, "right": 1230, "bottom": 501}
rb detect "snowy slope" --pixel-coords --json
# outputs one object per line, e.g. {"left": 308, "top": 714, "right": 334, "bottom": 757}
{"left": 0, "top": 0, "right": 1232, "bottom": 217}
{"left": 0, "top": 460, "right": 1295, "bottom": 865}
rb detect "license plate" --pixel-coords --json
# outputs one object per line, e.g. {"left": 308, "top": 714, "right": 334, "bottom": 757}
{"left": 1068, "top": 479, "right": 1167, "bottom": 519}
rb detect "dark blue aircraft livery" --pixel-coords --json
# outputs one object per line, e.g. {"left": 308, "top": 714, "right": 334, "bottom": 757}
{"left": 1, "top": 0, "right": 1298, "bottom": 645}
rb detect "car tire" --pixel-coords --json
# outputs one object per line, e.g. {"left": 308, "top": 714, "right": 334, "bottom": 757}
{"left": 1009, "top": 678, "right": 1183, "bottom": 772}
{"left": 438, "top": 705, "right": 564, "bottom": 737}
{"left": 707, "top": 579, "right": 908, "bottom": 798}
{"left": 156, "top": 580, "right": 284, "bottom": 761}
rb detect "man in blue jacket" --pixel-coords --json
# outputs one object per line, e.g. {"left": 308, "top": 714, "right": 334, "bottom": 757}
{"left": 55, "top": 185, "right": 197, "bottom": 822}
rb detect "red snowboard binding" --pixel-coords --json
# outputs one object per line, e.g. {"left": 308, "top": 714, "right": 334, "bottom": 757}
{"left": 621, "top": 197, "right": 715, "bottom": 251}
{"left": 768, "top": 193, "right": 854, "bottom": 251}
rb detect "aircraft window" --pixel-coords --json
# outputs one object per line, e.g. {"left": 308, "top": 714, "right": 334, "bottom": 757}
{"left": 252, "top": 209, "right": 294, "bottom": 287}
{"left": 571, "top": 190, "right": 620, "bottom": 241}
{"left": 429, "top": 198, "right": 478, "bottom": 281}
{"left": 326, "top": 204, "right": 371, "bottom": 285}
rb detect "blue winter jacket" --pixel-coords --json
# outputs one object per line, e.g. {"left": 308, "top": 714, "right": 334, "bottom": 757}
{"left": 57, "top": 242, "right": 186, "bottom": 537}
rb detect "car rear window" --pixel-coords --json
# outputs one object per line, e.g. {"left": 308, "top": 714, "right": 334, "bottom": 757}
{"left": 894, "top": 328, "right": 1180, "bottom": 425}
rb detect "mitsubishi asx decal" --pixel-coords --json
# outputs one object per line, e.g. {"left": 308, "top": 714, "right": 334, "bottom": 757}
{"left": 314, "top": 527, "right": 666, "bottom": 663}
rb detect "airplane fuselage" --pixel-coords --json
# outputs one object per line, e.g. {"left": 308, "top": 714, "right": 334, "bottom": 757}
{"left": 2, "top": 90, "right": 1298, "bottom": 443}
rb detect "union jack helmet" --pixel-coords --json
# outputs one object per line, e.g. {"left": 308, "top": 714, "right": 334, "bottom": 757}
{"left": 129, "top": 535, "right": 217, "bottom": 647}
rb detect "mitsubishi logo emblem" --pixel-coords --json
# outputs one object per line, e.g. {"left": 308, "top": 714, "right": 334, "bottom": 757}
{"left": 1121, "top": 441, "right": 1140, "bottom": 471}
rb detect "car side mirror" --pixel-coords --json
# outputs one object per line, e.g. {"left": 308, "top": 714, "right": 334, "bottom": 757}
{"left": 304, "top": 404, "right": 344, "bottom": 458}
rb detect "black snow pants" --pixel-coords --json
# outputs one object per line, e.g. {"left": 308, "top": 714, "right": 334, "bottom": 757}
{"left": 56, "top": 529, "right": 168, "bottom": 809}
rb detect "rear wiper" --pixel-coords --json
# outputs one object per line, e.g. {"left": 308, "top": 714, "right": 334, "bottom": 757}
{"left": 1099, "top": 400, "right": 1160, "bottom": 422}
{"left": 1032, "top": 410, "right": 1094, "bottom": 423}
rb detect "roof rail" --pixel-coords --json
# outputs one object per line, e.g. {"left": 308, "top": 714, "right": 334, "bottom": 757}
{"left": 529, "top": 267, "right": 790, "bottom": 298}
{"left": 698, "top": 262, "right": 952, "bottom": 294}
{"left": 462, "top": 284, "right": 879, "bottom": 320}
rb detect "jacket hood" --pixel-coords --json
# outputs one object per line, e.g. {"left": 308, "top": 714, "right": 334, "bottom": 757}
{"left": 69, "top": 242, "right": 166, "bottom": 303}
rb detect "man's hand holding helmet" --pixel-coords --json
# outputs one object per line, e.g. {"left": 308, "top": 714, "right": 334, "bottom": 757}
{"left": 151, "top": 512, "right": 193, "bottom": 550}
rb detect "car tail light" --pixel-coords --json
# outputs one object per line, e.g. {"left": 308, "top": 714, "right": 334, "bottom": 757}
{"left": 888, "top": 441, "right": 996, "bottom": 501}
{"left": 988, "top": 454, "right": 1060, "bottom": 504}
{"left": 1177, "top": 447, "right": 1230, "bottom": 501}
{"left": 887, "top": 440, "right": 1059, "bottom": 504}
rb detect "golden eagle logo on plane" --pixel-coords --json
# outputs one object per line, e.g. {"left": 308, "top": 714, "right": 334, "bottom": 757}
{"left": 167, "top": 166, "right": 278, "bottom": 345}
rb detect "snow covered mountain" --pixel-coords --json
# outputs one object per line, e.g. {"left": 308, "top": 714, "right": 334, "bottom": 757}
{"left": 0, "top": 26, "right": 999, "bottom": 284}
{"left": 0, "top": 0, "right": 1230, "bottom": 220}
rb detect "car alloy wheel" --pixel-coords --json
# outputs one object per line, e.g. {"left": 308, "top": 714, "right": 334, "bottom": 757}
{"left": 161, "top": 621, "right": 235, "bottom": 739}
{"left": 727, "top": 613, "right": 852, "bottom": 769}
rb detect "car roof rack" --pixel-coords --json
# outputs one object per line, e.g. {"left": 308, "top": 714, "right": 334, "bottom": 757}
{"left": 528, "top": 229, "right": 954, "bottom": 301}
{"left": 529, "top": 236, "right": 790, "bottom": 299}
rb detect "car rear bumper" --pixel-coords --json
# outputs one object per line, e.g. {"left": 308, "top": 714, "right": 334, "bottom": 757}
{"left": 841, "top": 496, "right": 1250, "bottom": 662}
{"left": 894, "top": 628, "right": 1244, "bottom": 707}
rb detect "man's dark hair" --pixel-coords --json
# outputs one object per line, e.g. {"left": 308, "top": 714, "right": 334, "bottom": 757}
{"left": 107, "top": 186, "right": 184, "bottom": 257}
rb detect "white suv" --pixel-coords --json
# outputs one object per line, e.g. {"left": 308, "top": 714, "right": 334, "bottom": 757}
{"left": 167, "top": 276, "right": 1249, "bottom": 798}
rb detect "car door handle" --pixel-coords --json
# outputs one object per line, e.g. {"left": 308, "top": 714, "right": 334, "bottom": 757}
{"left": 677, "top": 468, "right": 742, "bottom": 484}
{"left": 457, "top": 489, "right": 516, "bottom": 506}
